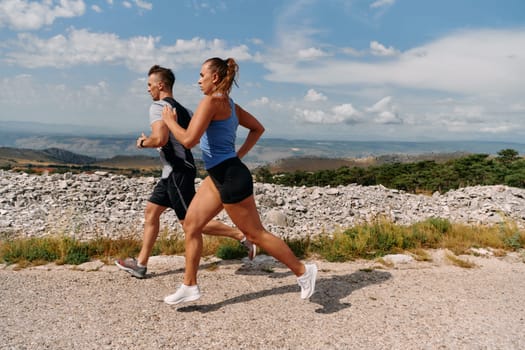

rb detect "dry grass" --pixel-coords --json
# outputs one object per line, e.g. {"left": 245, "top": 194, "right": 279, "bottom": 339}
{"left": 411, "top": 248, "right": 433, "bottom": 262}
{"left": 374, "top": 257, "right": 394, "bottom": 268}
{"left": 445, "top": 252, "right": 477, "bottom": 268}
{"left": 1, "top": 218, "right": 523, "bottom": 267}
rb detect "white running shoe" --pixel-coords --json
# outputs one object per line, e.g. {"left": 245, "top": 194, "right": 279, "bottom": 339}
{"left": 164, "top": 284, "right": 201, "bottom": 305}
{"left": 297, "top": 263, "right": 318, "bottom": 299}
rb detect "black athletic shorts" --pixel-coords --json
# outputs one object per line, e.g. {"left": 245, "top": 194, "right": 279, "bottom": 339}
{"left": 207, "top": 156, "right": 253, "bottom": 204}
{"left": 148, "top": 167, "right": 196, "bottom": 220}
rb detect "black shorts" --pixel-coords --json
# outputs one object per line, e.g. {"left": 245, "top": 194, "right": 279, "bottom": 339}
{"left": 148, "top": 168, "right": 196, "bottom": 220}
{"left": 207, "top": 157, "right": 253, "bottom": 204}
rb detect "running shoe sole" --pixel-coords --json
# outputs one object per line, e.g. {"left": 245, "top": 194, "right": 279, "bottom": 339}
{"left": 164, "top": 293, "right": 201, "bottom": 305}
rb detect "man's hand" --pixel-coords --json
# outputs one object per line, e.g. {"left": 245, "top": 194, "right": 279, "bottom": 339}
{"left": 136, "top": 132, "right": 147, "bottom": 149}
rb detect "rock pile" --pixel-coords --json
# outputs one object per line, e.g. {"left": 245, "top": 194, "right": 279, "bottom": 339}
{"left": 1, "top": 170, "right": 524, "bottom": 240}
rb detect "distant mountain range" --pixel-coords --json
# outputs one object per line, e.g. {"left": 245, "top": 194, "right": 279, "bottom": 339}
{"left": 1, "top": 120, "right": 524, "bottom": 166}
{"left": 0, "top": 146, "right": 161, "bottom": 170}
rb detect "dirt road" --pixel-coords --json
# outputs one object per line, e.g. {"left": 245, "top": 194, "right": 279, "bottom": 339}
{"left": 1, "top": 251, "right": 524, "bottom": 349}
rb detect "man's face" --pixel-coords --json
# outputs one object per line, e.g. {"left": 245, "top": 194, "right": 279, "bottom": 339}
{"left": 147, "top": 74, "right": 162, "bottom": 101}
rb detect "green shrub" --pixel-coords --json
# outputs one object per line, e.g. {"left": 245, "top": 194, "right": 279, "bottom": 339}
{"left": 313, "top": 233, "right": 356, "bottom": 262}
{"left": 426, "top": 217, "right": 452, "bottom": 234}
{"left": 63, "top": 244, "right": 90, "bottom": 265}
{"left": 215, "top": 240, "right": 247, "bottom": 260}
{"left": 1, "top": 238, "right": 59, "bottom": 264}
{"left": 502, "top": 231, "right": 524, "bottom": 250}
{"left": 284, "top": 237, "right": 310, "bottom": 259}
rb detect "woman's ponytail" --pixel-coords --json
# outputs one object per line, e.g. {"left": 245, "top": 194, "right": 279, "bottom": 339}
{"left": 205, "top": 57, "right": 239, "bottom": 94}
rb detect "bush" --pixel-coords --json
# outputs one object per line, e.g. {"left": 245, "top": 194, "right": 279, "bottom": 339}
{"left": 284, "top": 237, "right": 310, "bottom": 259}
{"left": 215, "top": 240, "right": 247, "bottom": 260}
{"left": 258, "top": 149, "right": 525, "bottom": 193}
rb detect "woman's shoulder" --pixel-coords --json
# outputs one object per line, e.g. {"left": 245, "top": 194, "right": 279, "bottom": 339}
{"left": 199, "top": 94, "right": 228, "bottom": 105}
{"left": 196, "top": 94, "right": 229, "bottom": 117}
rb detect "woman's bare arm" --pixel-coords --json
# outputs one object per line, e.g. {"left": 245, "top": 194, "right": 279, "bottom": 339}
{"left": 161, "top": 96, "right": 215, "bottom": 149}
{"left": 235, "top": 104, "right": 265, "bottom": 159}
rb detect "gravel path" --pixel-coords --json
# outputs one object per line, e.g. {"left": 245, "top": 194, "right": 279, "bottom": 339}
{"left": 1, "top": 251, "right": 525, "bottom": 350}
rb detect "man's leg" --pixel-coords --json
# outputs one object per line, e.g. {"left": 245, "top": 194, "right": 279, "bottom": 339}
{"left": 137, "top": 201, "right": 167, "bottom": 266}
{"left": 199, "top": 219, "right": 256, "bottom": 260}
{"left": 201, "top": 220, "right": 243, "bottom": 241}
{"left": 116, "top": 200, "right": 167, "bottom": 278}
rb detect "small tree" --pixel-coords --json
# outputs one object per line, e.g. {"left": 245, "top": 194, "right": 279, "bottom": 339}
{"left": 497, "top": 149, "right": 519, "bottom": 164}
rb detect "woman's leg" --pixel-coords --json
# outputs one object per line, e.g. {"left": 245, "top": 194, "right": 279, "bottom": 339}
{"left": 180, "top": 177, "right": 224, "bottom": 286}
{"left": 223, "top": 194, "right": 306, "bottom": 277}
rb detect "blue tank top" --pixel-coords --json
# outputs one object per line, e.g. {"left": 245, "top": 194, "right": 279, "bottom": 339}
{"left": 200, "top": 98, "right": 239, "bottom": 169}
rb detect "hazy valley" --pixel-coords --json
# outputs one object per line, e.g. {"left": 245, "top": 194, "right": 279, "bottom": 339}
{"left": 1, "top": 121, "right": 525, "bottom": 173}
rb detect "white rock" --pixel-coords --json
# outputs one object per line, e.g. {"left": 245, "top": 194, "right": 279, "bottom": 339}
{"left": 382, "top": 254, "right": 414, "bottom": 264}
{"left": 1, "top": 170, "right": 524, "bottom": 241}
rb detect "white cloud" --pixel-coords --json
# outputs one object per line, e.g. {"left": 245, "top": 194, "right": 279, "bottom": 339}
{"left": 304, "top": 89, "right": 327, "bottom": 102}
{"left": 188, "top": 0, "right": 227, "bottom": 15}
{"left": 0, "top": 73, "right": 153, "bottom": 131}
{"left": 134, "top": 0, "right": 152, "bottom": 10}
{"left": 374, "top": 110, "right": 401, "bottom": 124}
{"left": 332, "top": 103, "right": 358, "bottom": 116}
{"left": 250, "top": 38, "right": 264, "bottom": 46}
{"left": 367, "top": 96, "right": 393, "bottom": 113}
{"left": 295, "top": 109, "right": 329, "bottom": 124}
{"left": 122, "top": 1, "right": 132, "bottom": 9}
{"left": 370, "top": 0, "right": 395, "bottom": 9}
{"left": 251, "top": 96, "right": 270, "bottom": 106}
{"left": 91, "top": 5, "right": 102, "bottom": 13}
{"left": 452, "top": 105, "right": 484, "bottom": 120}
{"left": 272, "top": 1, "right": 329, "bottom": 63}
{"left": 479, "top": 125, "right": 514, "bottom": 133}
{"left": 0, "top": 0, "right": 86, "bottom": 30}
{"left": 370, "top": 41, "right": 399, "bottom": 56}
{"left": 295, "top": 103, "right": 361, "bottom": 125}
{"left": 342, "top": 47, "right": 363, "bottom": 56}
{"left": 437, "top": 115, "right": 514, "bottom": 135}
{"left": 3, "top": 28, "right": 253, "bottom": 73}
{"left": 297, "top": 47, "right": 329, "bottom": 60}
{"left": 83, "top": 81, "right": 109, "bottom": 96}
{"left": 332, "top": 103, "right": 361, "bottom": 124}
{"left": 510, "top": 103, "right": 525, "bottom": 112}
{"left": 366, "top": 96, "right": 402, "bottom": 124}
{"left": 264, "top": 28, "right": 525, "bottom": 97}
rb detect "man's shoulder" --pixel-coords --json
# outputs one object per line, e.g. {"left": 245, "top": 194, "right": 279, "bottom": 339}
{"left": 163, "top": 98, "right": 192, "bottom": 118}
{"left": 151, "top": 99, "right": 171, "bottom": 108}
{"left": 163, "top": 97, "right": 189, "bottom": 111}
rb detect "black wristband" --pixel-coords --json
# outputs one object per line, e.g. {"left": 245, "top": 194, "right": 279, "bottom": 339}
{"left": 140, "top": 139, "right": 145, "bottom": 148}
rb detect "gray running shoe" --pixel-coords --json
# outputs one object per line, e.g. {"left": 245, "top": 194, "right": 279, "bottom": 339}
{"left": 241, "top": 238, "right": 257, "bottom": 260}
{"left": 115, "top": 257, "right": 147, "bottom": 279}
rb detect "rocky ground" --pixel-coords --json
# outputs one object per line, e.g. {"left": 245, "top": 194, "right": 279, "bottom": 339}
{"left": 1, "top": 250, "right": 524, "bottom": 349}
{"left": 2, "top": 170, "right": 525, "bottom": 349}
{"left": 1, "top": 170, "right": 524, "bottom": 241}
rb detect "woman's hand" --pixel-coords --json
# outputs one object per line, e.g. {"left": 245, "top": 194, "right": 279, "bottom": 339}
{"left": 162, "top": 105, "right": 177, "bottom": 125}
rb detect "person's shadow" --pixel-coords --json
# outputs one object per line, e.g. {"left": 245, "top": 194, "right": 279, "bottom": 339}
{"left": 177, "top": 268, "right": 391, "bottom": 314}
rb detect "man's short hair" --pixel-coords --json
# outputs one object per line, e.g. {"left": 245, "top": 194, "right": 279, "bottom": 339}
{"left": 148, "top": 65, "right": 175, "bottom": 90}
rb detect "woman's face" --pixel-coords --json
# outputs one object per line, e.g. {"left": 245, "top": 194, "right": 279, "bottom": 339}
{"left": 198, "top": 62, "right": 216, "bottom": 95}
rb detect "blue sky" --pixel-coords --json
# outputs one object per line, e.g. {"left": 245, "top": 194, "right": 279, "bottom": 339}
{"left": 0, "top": 0, "right": 524, "bottom": 142}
